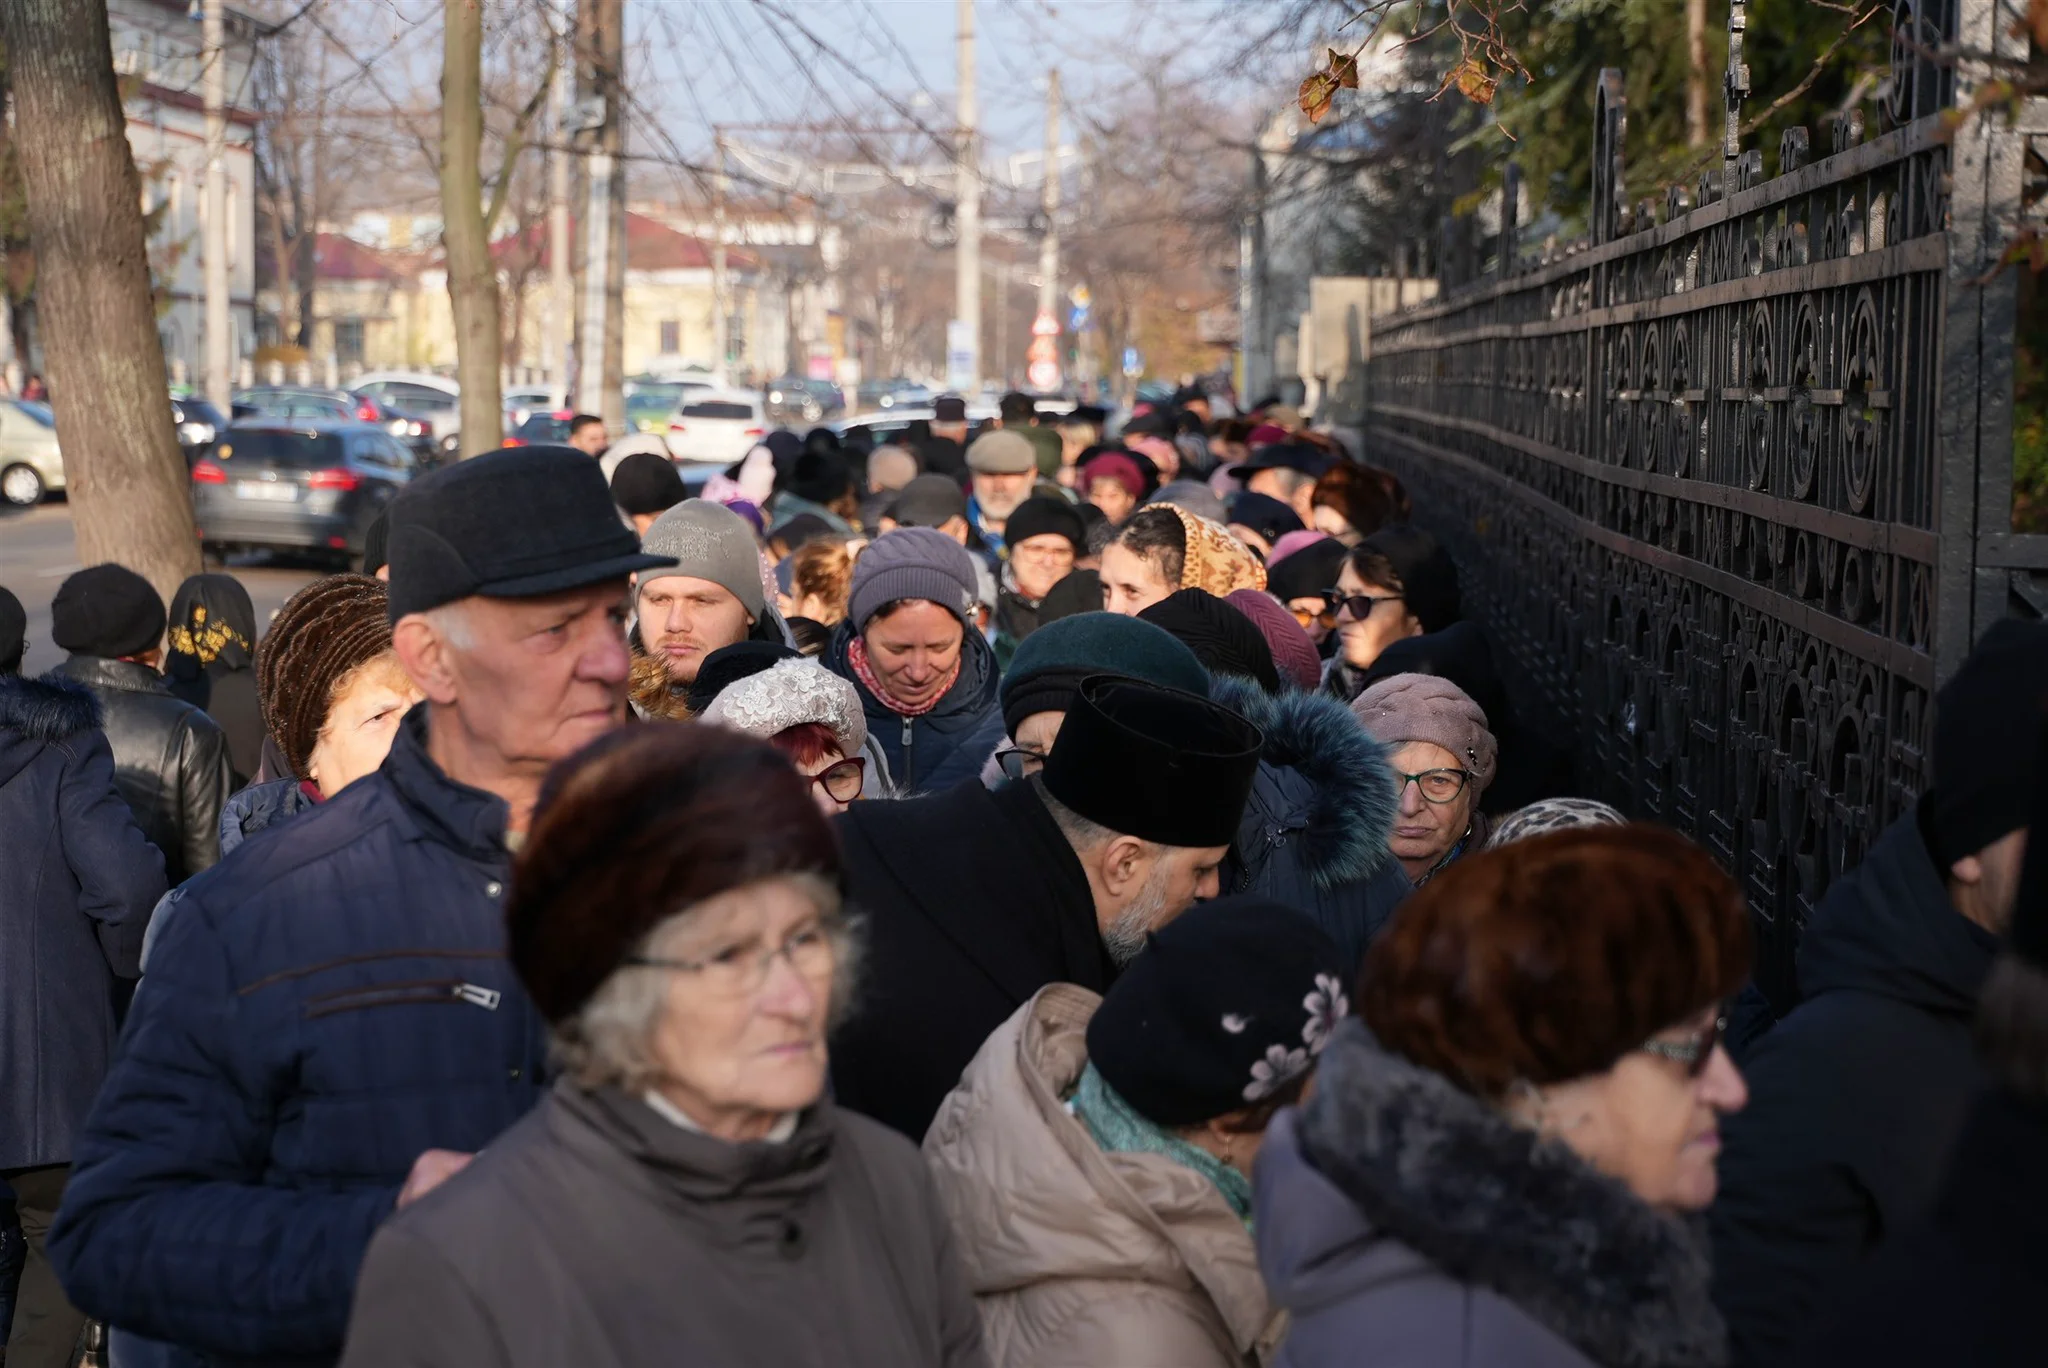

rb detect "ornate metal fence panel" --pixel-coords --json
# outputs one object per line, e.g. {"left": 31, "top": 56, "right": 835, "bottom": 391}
{"left": 1361, "top": 0, "right": 2046, "bottom": 1007}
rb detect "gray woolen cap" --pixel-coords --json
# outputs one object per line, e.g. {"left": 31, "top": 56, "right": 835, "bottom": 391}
{"left": 637, "top": 499, "right": 765, "bottom": 620}
{"left": 847, "top": 527, "right": 980, "bottom": 630}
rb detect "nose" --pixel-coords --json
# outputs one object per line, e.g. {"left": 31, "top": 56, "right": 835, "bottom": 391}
{"left": 583, "top": 617, "right": 632, "bottom": 685}
{"left": 1398, "top": 778, "right": 1428, "bottom": 816}
{"left": 1194, "top": 865, "right": 1220, "bottom": 901}
{"left": 1698, "top": 1044, "right": 1749, "bottom": 1113}
{"left": 757, "top": 945, "right": 821, "bottom": 1020}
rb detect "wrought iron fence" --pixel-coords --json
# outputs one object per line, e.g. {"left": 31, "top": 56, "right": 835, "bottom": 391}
{"left": 1361, "top": 0, "right": 2048, "bottom": 1008}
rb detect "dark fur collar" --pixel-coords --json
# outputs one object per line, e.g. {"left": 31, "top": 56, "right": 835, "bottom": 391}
{"left": 1210, "top": 674, "right": 1397, "bottom": 887}
{"left": 1299, "top": 1021, "right": 1726, "bottom": 1368}
{"left": 0, "top": 672, "right": 102, "bottom": 742}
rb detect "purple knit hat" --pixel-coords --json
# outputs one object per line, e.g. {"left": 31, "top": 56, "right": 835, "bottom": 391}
{"left": 1227, "top": 589, "right": 1323, "bottom": 693}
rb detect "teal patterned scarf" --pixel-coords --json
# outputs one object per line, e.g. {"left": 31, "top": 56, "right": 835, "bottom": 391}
{"left": 1071, "top": 1062, "right": 1254, "bottom": 1224}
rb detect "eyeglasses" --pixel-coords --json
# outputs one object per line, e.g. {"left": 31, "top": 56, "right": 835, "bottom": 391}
{"left": 626, "top": 915, "right": 843, "bottom": 997}
{"left": 1288, "top": 599, "right": 1337, "bottom": 630}
{"left": 1640, "top": 1014, "right": 1728, "bottom": 1077}
{"left": 810, "top": 756, "right": 866, "bottom": 803}
{"left": 1010, "top": 541, "right": 1076, "bottom": 566}
{"left": 1323, "top": 588, "right": 1405, "bottom": 621}
{"left": 993, "top": 745, "right": 1048, "bottom": 780}
{"left": 1396, "top": 768, "right": 1471, "bottom": 804}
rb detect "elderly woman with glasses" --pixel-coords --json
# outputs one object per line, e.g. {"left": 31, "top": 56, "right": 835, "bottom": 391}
{"left": 337, "top": 726, "right": 984, "bottom": 1368}
{"left": 1257, "top": 826, "right": 1752, "bottom": 1368}
{"left": 1350, "top": 672, "right": 1496, "bottom": 884}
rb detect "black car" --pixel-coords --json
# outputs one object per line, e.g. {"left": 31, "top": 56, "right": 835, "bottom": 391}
{"left": 230, "top": 386, "right": 357, "bottom": 424}
{"left": 191, "top": 420, "right": 414, "bottom": 568}
{"left": 765, "top": 376, "right": 844, "bottom": 424}
{"left": 170, "top": 396, "right": 229, "bottom": 466}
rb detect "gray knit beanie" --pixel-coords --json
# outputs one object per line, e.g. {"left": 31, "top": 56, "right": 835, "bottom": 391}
{"left": 1351, "top": 671, "right": 1497, "bottom": 795}
{"left": 847, "top": 527, "right": 979, "bottom": 630}
{"left": 638, "top": 499, "right": 765, "bottom": 619}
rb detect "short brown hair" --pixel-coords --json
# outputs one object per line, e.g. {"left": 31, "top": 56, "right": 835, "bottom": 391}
{"left": 1360, "top": 825, "right": 1750, "bottom": 1098}
{"left": 788, "top": 537, "right": 855, "bottom": 625}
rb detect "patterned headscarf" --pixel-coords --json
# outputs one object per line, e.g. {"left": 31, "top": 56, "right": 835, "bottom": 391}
{"left": 1487, "top": 797, "right": 1628, "bottom": 847}
{"left": 165, "top": 573, "right": 256, "bottom": 681}
{"left": 1162, "top": 504, "right": 1267, "bottom": 598}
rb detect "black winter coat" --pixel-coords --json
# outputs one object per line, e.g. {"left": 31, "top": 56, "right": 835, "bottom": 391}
{"left": 1798, "top": 1087, "right": 2048, "bottom": 1368}
{"left": 1709, "top": 803, "right": 1996, "bottom": 1367}
{"left": 48, "top": 655, "right": 235, "bottom": 887}
{"left": 833, "top": 778, "right": 1114, "bottom": 1141}
{"left": 0, "top": 674, "right": 166, "bottom": 1169}
{"left": 1210, "top": 676, "right": 1412, "bottom": 974}
{"left": 49, "top": 705, "right": 550, "bottom": 1367}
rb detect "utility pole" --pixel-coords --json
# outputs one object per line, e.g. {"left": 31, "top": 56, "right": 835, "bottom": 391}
{"left": 952, "top": 0, "right": 980, "bottom": 395}
{"left": 547, "top": 27, "right": 572, "bottom": 407}
{"left": 1240, "top": 141, "right": 1270, "bottom": 402}
{"left": 1030, "top": 67, "right": 1061, "bottom": 393}
{"left": 712, "top": 130, "right": 729, "bottom": 386}
{"left": 202, "top": 0, "right": 231, "bottom": 412}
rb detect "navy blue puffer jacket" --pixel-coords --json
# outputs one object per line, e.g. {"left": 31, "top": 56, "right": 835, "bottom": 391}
{"left": 49, "top": 705, "right": 549, "bottom": 1367}
{"left": 826, "top": 620, "right": 1005, "bottom": 796}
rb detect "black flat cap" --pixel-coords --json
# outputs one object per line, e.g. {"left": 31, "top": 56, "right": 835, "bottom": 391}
{"left": 386, "top": 445, "right": 676, "bottom": 621}
{"left": 1043, "top": 674, "right": 1264, "bottom": 848}
{"left": 891, "top": 473, "right": 969, "bottom": 528}
{"left": 933, "top": 394, "right": 968, "bottom": 422}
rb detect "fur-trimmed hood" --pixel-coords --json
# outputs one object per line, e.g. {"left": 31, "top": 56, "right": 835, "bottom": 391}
{"left": 1211, "top": 674, "right": 1397, "bottom": 889}
{"left": 0, "top": 671, "right": 102, "bottom": 743}
{"left": 1259, "top": 1019, "right": 1726, "bottom": 1368}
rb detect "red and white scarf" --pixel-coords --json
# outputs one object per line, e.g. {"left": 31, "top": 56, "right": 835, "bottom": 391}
{"left": 847, "top": 634, "right": 959, "bottom": 718}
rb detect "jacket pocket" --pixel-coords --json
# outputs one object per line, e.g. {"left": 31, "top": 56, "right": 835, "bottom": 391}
{"left": 302, "top": 977, "right": 502, "bottom": 1020}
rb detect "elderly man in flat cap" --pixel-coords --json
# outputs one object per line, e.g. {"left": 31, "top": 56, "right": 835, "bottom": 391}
{"left": 832, "top": 675, "right": 1265, "bottom": 1141}
{"left": 51, "top": 446, "right": 674, "bottom": 1368}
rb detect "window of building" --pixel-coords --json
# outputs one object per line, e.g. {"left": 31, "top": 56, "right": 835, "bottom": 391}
{"left": 334, "top": 318, "right": 365, "bottom": 366}
{"left": 659, "top": 319, "right": 680, "bottom": 355}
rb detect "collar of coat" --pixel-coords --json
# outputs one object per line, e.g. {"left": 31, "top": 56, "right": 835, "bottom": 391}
{"left": 0, "top": 671, "right": 100, "bottom": 742}
{"left": 1297, "top": 1020, "right": 1726, "bottom": 1368}
{"left": 1208, "top": 674, "right": 1399, "bottom": 889}
{"left": 380, "top": 702, "right": 513, "bottom": 864}
{"left": 53, "top": 653, "right": 173, "bottom": 699}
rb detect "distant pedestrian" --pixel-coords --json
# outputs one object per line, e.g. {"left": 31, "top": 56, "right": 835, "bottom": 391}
{"left": 631, "top": 499, "right": 797, "bottom": 718}
{"left": 991, "top": 496, "right": 1085, "bottom": 667}
{"left": 50, "top": 447, "right": 674, "bottom": 1366}
{"left": 1225, "top": 490, "right": 1305, "bottom": 562}
{"left": 1350, "top": 672, "right": 1496, "bottom": 884}
{"left": 608, "top": 450, "right": 686, "bottom": 538}
{"left": 163, "top": 573, "right": 263, "bottom": 785}
{"left": 1258, "top": 826, "right": 1750, "bottom": 1367}
{"left": 778, "top": 536, "right": 855, "bottom": 629}
{"left": 0, "top": 588, "right": 165, "bottom": 1368}
{"left": 1262, "top": 534, "right": 1348, "bottom": 657}
{"left": 965, "top": 430, "right": 1038, "bottom": 553}
{"left": 824, "top": 528, "right": 1004, "bottom": 793}
{"left": 1325, "top": 527, "right": 1461, "bottom": 699}
{"left": 566, "top": 413, "right": 607, "bottom": 458}
{"left": 47, "top": 564, "right": 233, "bottom": 886}
{"left": 337, "top": 725, "right": 986, "bottom": 1368}
{"left": 927, "top": 896, "right": 1347, "bottom": 1367}
{"left": 1307, "top": 464, "right": 1394, "bottom": 546}
{"left": 1711, "top": 619, "right": 2048, "bottom": 1367}
{"left": 833, "top": 674, "right": 1263, "bottom": 1139}
{"left": 921, "top": 394, "right": 971, "bottom": 481}
{"left": 20, "top": 374, "right": 45, "bottom": 402}
{"left": 1078, "top": 450, "right": 1145, "bottom": 527}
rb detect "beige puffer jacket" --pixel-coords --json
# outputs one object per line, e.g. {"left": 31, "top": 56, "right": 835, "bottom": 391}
{"left": 923, "top": 984, "right": 1279, "bottom": 1368}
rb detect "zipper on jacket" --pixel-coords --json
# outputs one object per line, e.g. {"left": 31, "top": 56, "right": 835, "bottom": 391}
{"left": 303, "top": 978, "right": 503, "bottom": 1019}
{"left": 901, "top": 715, "right": 915, "bottom": 785}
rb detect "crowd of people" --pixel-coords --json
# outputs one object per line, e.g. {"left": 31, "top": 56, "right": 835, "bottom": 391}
{"left": 1, "top": 382, "right": 2045, "bottom": 1368}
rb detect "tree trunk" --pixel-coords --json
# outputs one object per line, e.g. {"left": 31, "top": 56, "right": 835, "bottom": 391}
{"left": 0, "top": 0, "right": 199, "bottom": 605}
{"left": 441, "top": 0, "right": 501, "bottom": 458}
{"left": 1687, "top": 0, "right": 1711, "bottom": 149}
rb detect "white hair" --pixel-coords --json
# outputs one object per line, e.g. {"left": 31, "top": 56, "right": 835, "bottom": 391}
{"left": 418, "top": 601, "right": 475, "bottom": 651}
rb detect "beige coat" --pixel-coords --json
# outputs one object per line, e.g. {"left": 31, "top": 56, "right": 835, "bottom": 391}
{"left": 924, "top": 984, "right": 1279, "bottom": 1368}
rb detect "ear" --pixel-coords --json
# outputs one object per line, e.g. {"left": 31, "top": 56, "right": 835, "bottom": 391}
{"left": 1950, "top": 853, "right": 1985, "bottom": 888}
{"left": 391, "top": 616, "right": 460, "bottom": 706}
{"left": 1097, "top": 833, "right": 1152, "bottom": 900}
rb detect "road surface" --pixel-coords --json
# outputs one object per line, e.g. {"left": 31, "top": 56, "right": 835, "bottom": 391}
{"left": 0, "top": 501, "right": 322, "bottom": 678}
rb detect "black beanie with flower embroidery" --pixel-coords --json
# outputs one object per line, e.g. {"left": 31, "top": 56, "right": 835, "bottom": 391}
{"left": 1086, "top": 894, "right": 1349, "bottom": 1128}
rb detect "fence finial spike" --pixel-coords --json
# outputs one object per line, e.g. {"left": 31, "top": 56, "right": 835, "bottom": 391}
{"left": 1724, "top": 0, "right": 1750, "bottom": 199}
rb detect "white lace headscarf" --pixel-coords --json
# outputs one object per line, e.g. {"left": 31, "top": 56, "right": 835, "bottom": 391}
{"left": 696, "top": 657, "right": 868, "bottom": 760}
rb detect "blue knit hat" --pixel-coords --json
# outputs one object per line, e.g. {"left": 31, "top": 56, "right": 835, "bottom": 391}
{"left": 847, "top": 527, "right": 980, "bottom": 631}
{"left": 1000, "top": 611, "right": 1209, "bottom": 735}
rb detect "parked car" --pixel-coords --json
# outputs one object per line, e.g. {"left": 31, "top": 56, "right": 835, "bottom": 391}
{"left": 231, "top": 387, "right": 357, "bottom": 424}
{"left": 191, "top": 420, "right": 414, "bottom": 567}
{"left": 765, "top": 375, "right": 844, "bottom": 424}
{"left": 625, "top": 379, "right": 710, "bottom": 435}
{"left": 505, "top": 410, "right": 576, "bottom": 446}
{"left": 351, "top": 371, "right": 464, "bottom": 457}
{"left": 856, "top": 378, "right": 933, "bottom": 411}
{"left": 830, "top": 401, "right": 999, "bottom": 452}
{"left": 665, "top": 390, "right": 772, "bottom": 466}
{"left": 0, "top": 399, "right": 62, "bottom": 507}
{"left": 171, "top": 395, "right": 228, "bottom": 466}
{"left": 503, "top": 385, "right": 558, "bottom": 433}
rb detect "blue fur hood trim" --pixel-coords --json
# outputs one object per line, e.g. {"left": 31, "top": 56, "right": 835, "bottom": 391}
{"left": 1211, "top": 674, "right": 1399, "bottom": 888}
{"left": 0, "top": 672, "right": 103, "bottom": 743}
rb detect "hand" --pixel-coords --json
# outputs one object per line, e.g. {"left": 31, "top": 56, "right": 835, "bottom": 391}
{"left": 397, "top": 1148, "right": 474, "bottom": 1209}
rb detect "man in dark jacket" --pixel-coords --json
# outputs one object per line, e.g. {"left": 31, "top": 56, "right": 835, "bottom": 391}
{"left": 45, "top": 564, "right": 234, "bottom": 886}
{"left": 1710, "top": 619, "right": 2048, "bottom": 1367}
{"left": 833, "top": 675, "right": 1264, "bottom": 1140}
{"left": 48, "top": 447, "right": 675, "bottom": 1367}
{"left": 0, "top": 589, "right": 166, "bottom": 1368}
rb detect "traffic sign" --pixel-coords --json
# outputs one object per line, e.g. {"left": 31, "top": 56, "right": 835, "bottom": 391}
{"left": 1122, "top": 346, "right": 1142, "bottom": 377}
{"left": 1031, "top": 310, "right": 1060, "bottom": 338}
{"left": 1028, "top": 359, "right": 1061, "bottom": 390}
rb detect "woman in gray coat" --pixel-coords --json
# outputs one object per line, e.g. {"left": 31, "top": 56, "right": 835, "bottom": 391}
{"left": 1254, "top": 825, "right": 1752, "bottom": 1368}
{"left": 338, "top": 724, "right": 985, "bottom": 1368}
